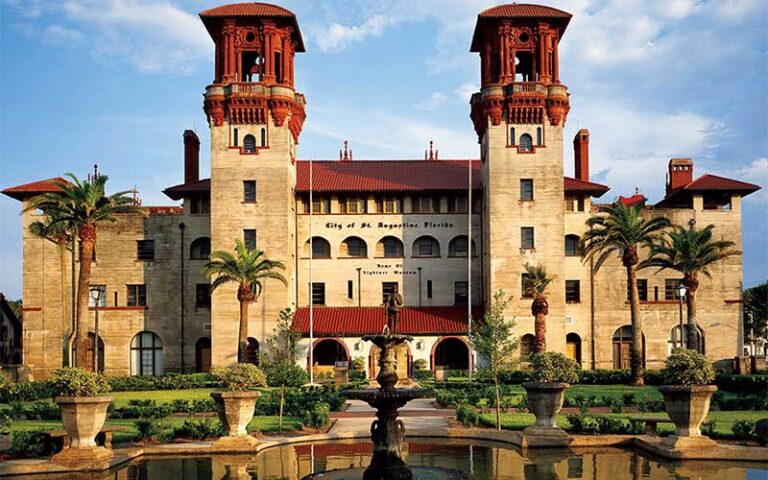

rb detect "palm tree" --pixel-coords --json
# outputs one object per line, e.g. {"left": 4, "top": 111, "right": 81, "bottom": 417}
{"left": 29, "top": 211, "right": 75, "bottom": 365}
{"left": 580, "top": 202, "right": 670, "bottom": 385}
{"left": 26, "top": 173, "right": 141, "bottom": 369}
{"left": 203, "top": 240, "right": 287, "bottom": 363}
{"left": 523, "top": 263, "right": 553, "bottom": 354}
{"left": 642, "top": 223, "right": 739, "bottom": 350}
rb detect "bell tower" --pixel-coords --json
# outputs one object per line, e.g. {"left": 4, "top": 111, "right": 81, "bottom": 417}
{"left": 470, "top": 4, "right": 571, "bottom": 352}
{"left": 200, "top": 3, "right": 306, "bottom": 366}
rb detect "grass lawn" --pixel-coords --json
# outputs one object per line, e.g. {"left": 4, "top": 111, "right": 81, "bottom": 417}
{"left": 477, "top": 410, "right": 768, "bottom": 438}
{"left": 8, "top": 415, "right": 304, "bottom": 443}
{"left": 109, "top": 388, "right": 222, "bottom": 407}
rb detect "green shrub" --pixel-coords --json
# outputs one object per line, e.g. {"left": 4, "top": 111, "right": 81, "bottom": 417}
{"left": 755, "top": 419, "right": 768, "bottom": 446}
{"left": 50, "top": 368, "right": 110, "bottom": 397}
{"left": 303, "top": 402, "right": 330, "bottom": 429}
{"left": 351, "top": 357, "right": 367, "bottom": 371}
{"left": 456, "top": 403, "right": 479, "bottom": 427}
{"left": 134, "top": 419, "right": 174, "bottom": 442}
{"left": 263, "top": 362, "right": 309, "bottom": 387}
{"left": 107, "top": 373, "right": 217, "bottom": 391}
{"left": 111, "top": 400, "right": 172, "bottom": 419}
{"left": 414, "top": 369, "right": 433, "bottom": 381}
{"left": 349, "top": 369, "right": 367, "bottom": 381}
{"left": 529, "top": 352, "right": 579, "bottom": 383}
{"left": 701, "top": 420, "right": 717, "bottom": 437}
{"left": 0, "top": 412, "right": 11, "bottom": 434}
{"left": 191, "top": 398, "right": 216, "bottom": 413}
{"left": 10, "top": 430, "right": 49, "bottom": 457}
{"left": 621, "top": 393, "right": 636, "bottom": 407}
{"left": 664, "top": 349, "right": 715, "bottom": 386}
{"left": 211, "top": 363, "right": 268, "bottom": 391}
{"left": 174, "top": 418, "right": 225, "bottom": 439}
{"left": 714, "top": 373, "right": 768, "bottom": 395}
{"left": 732, "top": 420, "right": 754, "bottom": 444}
{"left": 413, "top": 359, "right": 428, "bottom": 371}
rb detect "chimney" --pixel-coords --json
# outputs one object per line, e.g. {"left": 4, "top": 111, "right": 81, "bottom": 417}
{"left": 573, "top": 128, "right": 589, "bottom": 181}
{"left": 183, "top": 130, "right": 200, "bottom": 184}
{"left": 666, "top": 158, "right": 693, "bottom": 196}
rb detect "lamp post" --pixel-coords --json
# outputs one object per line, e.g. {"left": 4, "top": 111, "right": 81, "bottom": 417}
{"left": 89, "top": 286, "right": 102, "bottom": 372}
{"left": 676, "top": 284, "right": 688, "bottom": 349}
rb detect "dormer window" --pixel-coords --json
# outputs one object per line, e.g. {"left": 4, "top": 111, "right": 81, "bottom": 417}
{"left": 243, "top": 134, "right": 256, "bottom": 153}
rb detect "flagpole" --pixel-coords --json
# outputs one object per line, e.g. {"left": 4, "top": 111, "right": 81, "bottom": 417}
{"left": 468, "top": 159, "right": 473, "bottom": 383}
{"left": 309, "top": 157, "right": 314, "bottom": 384}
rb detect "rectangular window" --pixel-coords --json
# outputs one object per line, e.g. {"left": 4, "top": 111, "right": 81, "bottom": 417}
{"left": 521, "top": 273, "right": 532, "bottom": 298}
{"left": 427, "top": 280, "right": 433, "bottom": 299}
{"left": 137, "top": 240, "right": 155, "bottom": 260}
{"left": 382, "top": 282, "right": 398, "bottom": 304}
{"left": 521, "top": 227, "right": 535, "bottom": 250}
{"left": 454, "top": 281, "right": 468, "bottom": 305}
{"left": 628, "top": 279, "right": 648, "bottom": 301}
{"left": 347, "top": 280, "right": 354, "bottom": 300}
{"left": 88, "top": 284, "right": 107, "bottom": 307}
{"left": 520, "top": 179, "right": 534, "bottom": 201}
{"left": 196, "top": 284, "right": 211, "bottom": 307}
{"left": 447, "top": 196, "right": 468, "bottom": 213}
{"left": 127, "top": 284, "right": 147, "bottom": 307}
{"left": 565, "top": 280, "right": 581, "bottom": 303}
{"left": 418, "top": 239, "right": 434, "bottom": 257}
{"left": 564, "top": 196, "right": 575, "bottom": 212}
{"left": 576, "top": 197, "right": 585, "bottom": 212}
{"left": 191, "top": 197, "right": 210, "bottom": 214}
{"left": 665, "top": 279, "right": 683, "bottom": 300}
{"left": 243, "top": 229, "right": 257, "bottom": 250}
{"left": 311, "top": 197, "right": 331, "bottom": 214}
{"left": 311, "top": 283, "right": 326, "bottom": 305}
{"left": 243, "top": 180, "right": 256, "bottom": 203}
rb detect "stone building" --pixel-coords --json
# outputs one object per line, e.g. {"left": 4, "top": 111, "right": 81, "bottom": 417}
{"left": 3, "top": 3, "right": 760, "bottom": 379}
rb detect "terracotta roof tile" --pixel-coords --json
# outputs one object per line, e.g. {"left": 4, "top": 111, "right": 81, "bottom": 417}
{"left": 163, "top": 179, "right": 211, "bottom": 200}
{"left": 293, "top": 306, "right": 479, "bottom": 336}
{"left": 618, "top": 194, "right": 646, "bottom": 206}
{"left": 144, "top": 206, "right": 184, "bottom": 216}
{"left": 563, "top": 176, "right": 610, "bottom": 197}
{"left": 477, "top": 4, "right": 572, "bottom": 19}
{"left": 2, "top": 177, "right": 66, "bottom": 201}
{"left": 682, "top": 174, "right": 760, "bottom": 192}
{"left": 199, "top": 3, "right": 304, "bottom": 51}
{"left": 296, "top": 160, "right": 482, "bottom": 193}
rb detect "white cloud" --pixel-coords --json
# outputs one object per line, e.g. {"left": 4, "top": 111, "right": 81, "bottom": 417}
{"left": 42, "top": 24, "right": 82, "bottom": 44}
{"left": 454, "top": 82, "right": 478, "bottom": 103}
{"left": 311, "top": 14, "right": 395, "bottom": 52}
{"left": 414, "top": 92, "right": 449, "bottom": 111}
{"left": 732, "top": 157, "right": 768, "bottom": 203}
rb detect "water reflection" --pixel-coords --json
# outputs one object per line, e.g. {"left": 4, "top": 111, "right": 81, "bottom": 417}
{"left": 40, "top": 441, "right": 766, "bottom": 480}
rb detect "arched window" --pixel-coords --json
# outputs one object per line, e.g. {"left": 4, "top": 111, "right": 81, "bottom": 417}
{"left": 510, "top": 127, "right": 516, "bottom": 146}
{"left": 564, "top": 235, "right": 581, "bottom": 257}
{"left": 433, "top": 338, "right": 469, "bottom": 370}
{"left": 342, "top": 236, "right": 367, "bottom": 258}
{"left": 243, "top": 134, "right": 256, "bottom": 153}
{"left": 189, "top": 237, "right": 211, "bottom": 260}
{"left": 520, "top": 334, "right": 535, "bottom": 360}
{"left": 536, "top": 127, "right": 542, "bottom": 146}
{"left": 377, "top": 236, "right": 403, "bottom": 258}
{"left": 566, "top": 333, "right": 582, "bottom": 365}
{"left": 260, "top": 128, "right": 267, "bottom": 147}
{"left": 612, "top": 325, "right": 645, "bottom": 370}
{"left": 233, "top": 128, "right": 239, "bottom": 147}
{"left": 412, "top": 236, "right": 440, "bottom": 257}
{"left": 519, "top": 133, "right": 533, "bottom": 152}
{"left": 245, "top": 337, "right": 259, "bottom": 365}
{"left": 305, "top": 237, "right": 331, "bottom": 258}
{"left": 668, "top": 325, "right": 705, "bottom": 355}
{"left": 130, "top": 331, "right": 163, "bottom": 376}
{"left": 195, "top": 337, "right": 211, "bottom": 373}
{"left": 448, "top": 235, "right": 477, "bottom": 257}
{"left": 72, "top": 333, "right": 104, "bottom": 373}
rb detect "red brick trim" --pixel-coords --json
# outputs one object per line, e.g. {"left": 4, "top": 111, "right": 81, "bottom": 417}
{"left": 22, "top": 307, "right": 42, "bottom": 312}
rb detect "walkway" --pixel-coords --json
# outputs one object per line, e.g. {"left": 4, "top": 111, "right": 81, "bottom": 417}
{"left": 329, "top": 398, "right": 451, "bottom": 435}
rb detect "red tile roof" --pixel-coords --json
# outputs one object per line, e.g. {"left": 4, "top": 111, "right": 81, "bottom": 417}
{"left": 199, "top": 3, "right": 305, "bottom": 52}
{"left": 293, "top": 306, "right": 478, "bottom": 336}
{"left": 656, "top": 173, "right": 761, "bottom": 207}
{"left": 163, "top": 179, "right": 211, "bottom": 200}
{"left": 618, "top": 194, "right": 646, "bottom": 206}
{"left": 563, "top": 176, "right": 610, "bottom": 197}
{"left": 477, "top": 4, "right": 572, "bottom": 19}
{"left": 295, "top": 160, "right": 482, "bottom": 193}
{"left": 144, "top": 206, "right": 184, "bottom": 216}
{"left": 2, "top": 177, "right": 66, "bottom": 201}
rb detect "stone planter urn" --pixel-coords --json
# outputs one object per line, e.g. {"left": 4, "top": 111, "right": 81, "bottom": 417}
{"left": 522, "top": 382, "right": 569, "bottom": 444}
{"left": 658, "top": 385, "right": 718, "bottom": 448}
{"left": 52, "top": 396, "right": 113, "bottom": 464}
{"left": 211, "top": 391, "right": 260, "bottom": 450}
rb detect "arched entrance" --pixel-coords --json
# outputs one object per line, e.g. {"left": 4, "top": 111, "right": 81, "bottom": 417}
{"left": 245, "top": 337, "right": 259, "bottom": 365}
{"left": 431, "top": 337, "right": 470, "bottom": 370}
{"left": 566, "top": 333, "right": 582, "bottom": 365}
{"left": 612, "top": 325, "right": 645, "bottom": 370}
{"left": 369, "top": 343, "right": 411, "bottom": 380}
{"left": 310, "top": 339, "right": 349, "bottom": 379}
{"left": 195, "top": 337, "right": 211, "bottom": 373}
{"left": 668, "top": 325, "right": 705, "bottom": 355}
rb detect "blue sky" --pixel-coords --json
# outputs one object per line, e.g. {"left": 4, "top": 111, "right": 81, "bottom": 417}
{"left": 1, "top": 0, "right": 766, "bottom": 299}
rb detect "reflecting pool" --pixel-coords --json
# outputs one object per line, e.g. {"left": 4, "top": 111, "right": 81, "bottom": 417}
{"left": 30, "top": 439, "right": 768, "bottom": 480}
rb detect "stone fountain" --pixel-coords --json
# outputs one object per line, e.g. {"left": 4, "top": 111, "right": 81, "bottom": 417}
{"left": 342, "top": 333, "right": 429, "bottom": 480}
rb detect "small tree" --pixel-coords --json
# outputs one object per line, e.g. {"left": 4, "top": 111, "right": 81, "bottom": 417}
{"left": 744, "top": 282, "right": 768, "bottom": 348}
{"left": 523, "top": 264, "right": 553, "bottom": 353}
{"left": 471, "top": 290, "right": 518, "bottom": 430}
